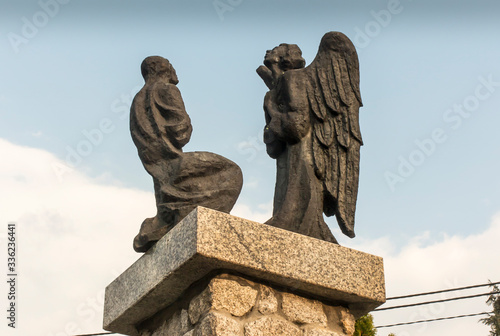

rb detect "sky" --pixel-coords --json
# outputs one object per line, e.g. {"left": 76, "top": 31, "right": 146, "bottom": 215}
{"left": 1, "top": 0, "right": 500, "bottom": 335}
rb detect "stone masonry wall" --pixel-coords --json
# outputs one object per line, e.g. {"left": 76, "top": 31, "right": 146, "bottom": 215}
{"left": 138, "top": 273, "right": 356, "bottom": 336}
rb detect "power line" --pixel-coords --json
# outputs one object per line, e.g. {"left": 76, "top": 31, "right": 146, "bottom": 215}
{"left": 376, "top": 291, "right": 493, "bottom": 311}
{"left": 386, "top": 281, "right": 500, "bottom": 300}
{"left": 73, "top": 333, "right": 115, "bottom": 336}
{"left": 376, "top": 311, "right": 491, "bottom": 329}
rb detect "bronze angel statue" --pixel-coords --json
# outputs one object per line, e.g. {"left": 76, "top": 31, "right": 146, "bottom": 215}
{"left": 257, "top": 32, "right": 363, "bottom": 244}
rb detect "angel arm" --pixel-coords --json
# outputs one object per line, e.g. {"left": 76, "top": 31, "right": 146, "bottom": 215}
{"left": 257, "top": 65, "right": 274, "bottom": 90}
{"left": 263, "top": 91, "right": 286, "bottom": 158}
{"left": 264, "top": 71, "right": 311, "bottom": 147}
{"left": 279, "top": 70, "right": 311, "bottom": 143}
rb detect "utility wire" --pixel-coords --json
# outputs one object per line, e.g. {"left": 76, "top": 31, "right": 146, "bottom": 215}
{"left": 73, "top": 332, "right": 115, "bottom": 336}
{"left": 376, "top": 311, "right": 491, "bottom": 329}
{"left": 386, "top": 281, "right": 500, "bottom": 300}
{"left": 376, "top": 291, "right": 493, "bottom": 311}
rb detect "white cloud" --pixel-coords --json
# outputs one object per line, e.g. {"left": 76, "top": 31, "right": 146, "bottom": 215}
{"left": 0, "top": 139, "right": 155, "bottom": 336}
{"left": 1, "top": 138, "right": 498, "bottom": 336}
{"left": 351, "top": 215, "right": 500, "bottom": 336}
{"left": 231, "top": 201, "right": 273, "bottom": 224}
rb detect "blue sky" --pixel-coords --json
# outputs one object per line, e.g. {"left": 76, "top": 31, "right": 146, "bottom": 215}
{"left": 1, "top": 1, "right": 500, "bottom": 335}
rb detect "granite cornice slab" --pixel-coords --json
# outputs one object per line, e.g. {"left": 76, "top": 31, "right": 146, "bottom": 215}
{"left": 103, "top": 206, "right": 385, "bottom": 336}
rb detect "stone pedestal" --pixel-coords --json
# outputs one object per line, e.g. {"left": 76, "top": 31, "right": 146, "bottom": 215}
{"left": 103, "top": 207, "right": 385, "bottom": 336}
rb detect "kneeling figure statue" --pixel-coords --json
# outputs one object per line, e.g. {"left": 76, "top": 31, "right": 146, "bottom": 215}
{"left": 130, "top": 56, "right": 243, "bottom": 252}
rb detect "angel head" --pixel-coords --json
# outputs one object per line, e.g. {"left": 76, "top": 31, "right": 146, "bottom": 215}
{"left": 141, "top": 56, "right": 179, "bottom": 85}
{"left": 264, "top": 43, "right": 305, "bottom": 73}
{"left": 257, "top": 44, "right": 306, "bottom": 90}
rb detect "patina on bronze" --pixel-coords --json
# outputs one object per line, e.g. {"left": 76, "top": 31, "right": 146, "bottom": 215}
{"left": 131, "top": 56, "right": 243, "bottom": 252}
{"left": 257, "top": 32, "right": 363, "bottom": 243}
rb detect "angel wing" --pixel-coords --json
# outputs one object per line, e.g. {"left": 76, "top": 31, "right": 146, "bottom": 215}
{"left": 304, "top": 31, "right": 363, "bottom": 238}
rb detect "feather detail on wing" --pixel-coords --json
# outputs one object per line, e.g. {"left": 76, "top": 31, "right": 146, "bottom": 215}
{"left": 305, "top": 31, "right": 363, "bottom": 238}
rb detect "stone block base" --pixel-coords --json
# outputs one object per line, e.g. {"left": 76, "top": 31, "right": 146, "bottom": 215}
{"left": 103, "top": 207, "right": 385, "bottom": 335}
{"left": 139, "top": 273, "right": 356, "bottom": 336}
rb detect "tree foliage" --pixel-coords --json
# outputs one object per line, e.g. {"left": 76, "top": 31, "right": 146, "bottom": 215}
{"left": 354, "top": 314, "right": 377, "bottom": 336}
{"left": 481, "top": 282, "right": 500, "bottom": 336}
